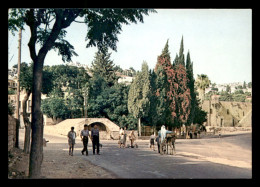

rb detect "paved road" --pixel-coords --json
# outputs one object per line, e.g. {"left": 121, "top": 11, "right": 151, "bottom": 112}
{"left": 80, "top": 134, "right": 252, "bottom": 178}
{"left": 18, "top": 130, "right": 252, "bottom": 179}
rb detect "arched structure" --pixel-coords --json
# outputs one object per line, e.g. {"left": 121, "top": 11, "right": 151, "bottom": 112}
{"left": 49, "top": 118, "right": 120, "bottom": 140}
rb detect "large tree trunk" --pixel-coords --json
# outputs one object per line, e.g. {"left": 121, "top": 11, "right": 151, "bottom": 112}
{"left": 29, "top": 58, "right": 44, "bottom": 178}
{"left": 22, "top": 90, "right": 31, "bottom": 154}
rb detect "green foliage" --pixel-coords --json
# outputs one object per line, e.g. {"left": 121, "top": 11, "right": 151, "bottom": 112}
{"left": 8, "top": 89, "right": 16, "bottom": 95}
{"left": 128, "top": 62, "right": 151, "bottom": 119}
{"left": 186, "top": 51, "right": 196, "bottom": 126}
{"left": 90, "top": 48, "right": 118, "bottom": 87}
{"left": 84, "top": 9, "right": 157, "bottom": 52}
{"left": 226, "top": 85, "right": 231, "bottom": 93}
{"left": 243, "top": 81, "right": 247, "bottom": 89}
{"left": 41, "top": 97, "right": 70, "bottom": 120}
{"left": 154, "top": 40, "right": 176, "bottom": 127}
{"left": 193, "top": 98, "right": 207, "bottom": 125}
{"left": 17, "top": 62, "right": 54, "bottom": 95}
{"left": 219, "top": 91, "right": 234, "bottom": 101}
{"left": 19, "top": 62, "right": 33, "bottom": 92}
{"left": 8, "top": 102, "right": 15, "bottom": 115}
{"left": 248, "top": 82, "right": 252, "bottom": 88}
{"left": 88, "top": 81, "right": 137, "bottom": 129}
{"left": 177, "top": 36, "right": 185, "bottom": 66}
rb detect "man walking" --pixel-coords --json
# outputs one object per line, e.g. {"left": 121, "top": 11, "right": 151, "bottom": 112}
{"left": 80, "top": 124, "right": 90, "bottom": 156}
{"left": 67, "top": 127, "right": 76, "bottom": 156}
{"left": 91, "top": 125, "right": 100, "bottom": 155}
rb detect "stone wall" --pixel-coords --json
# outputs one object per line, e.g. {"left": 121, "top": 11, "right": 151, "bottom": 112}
{"left": 8, "top": 115, "right": 17, "bottom": 151}
{"left": 202, "top": 100, "right": 252, "bottom": 128}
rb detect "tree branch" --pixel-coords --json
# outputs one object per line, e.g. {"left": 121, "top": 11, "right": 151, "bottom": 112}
{"left": 73, "top": 20, "right": 85, "bottom": 23}
{"left": 25, "top": 9, "right": 40, "bottom": 62}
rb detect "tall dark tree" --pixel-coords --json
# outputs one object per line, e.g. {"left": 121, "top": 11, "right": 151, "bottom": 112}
{"left": 9, "top": 8, "right": 156, "bottom": 178}
{"left": 177, "top": 36, "right": 185, "bottom": 66}
{"left": 155, "top": 40, "right": 177, "bottom": 128}
{"left": 173, "top": 37, "right": 191, "bottom": 126}
{"left": 90, "top": 48, "right": 117, "bottom": 87}
{"left": 147, "top": 70, "right": 159, "bottom": 130}
{"left": 185, "top": 51, "right": 195, "bottom": 126}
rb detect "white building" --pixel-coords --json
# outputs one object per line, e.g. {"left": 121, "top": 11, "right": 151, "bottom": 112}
{"left": 118, "top": 75, "right": 134, "bottom": 85}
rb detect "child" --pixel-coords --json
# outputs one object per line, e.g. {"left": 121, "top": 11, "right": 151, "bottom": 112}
{"left": 67, "top": 127, "right": 76, "bottom": 156}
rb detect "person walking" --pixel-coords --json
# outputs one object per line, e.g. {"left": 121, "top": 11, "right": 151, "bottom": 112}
{"left": 129, "top": 130, "right": 136, "bottom": 148}
{"left": 80, "top": 124, "right": 90, "bottom": 156}
{"left": 119, "top": 128, "right": 124, "bottom": 148}
{"left": 67, "top": 127, "right": 76, "bottom": 156}
{"left": 150, "top": 132, "right": 156, "bottom": 151}
{"left": 91, "top": 125, "right": 100, "bottom": 155}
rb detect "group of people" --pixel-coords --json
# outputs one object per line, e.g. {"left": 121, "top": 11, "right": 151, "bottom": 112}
{"left": 149, "top": 125, "right": 173, "bottom": 154}
{"left": 118, "top": 127, "right": 136, "bottom": 148}
{"left": 67, "top": 124, "right": 100, "bottom": 156}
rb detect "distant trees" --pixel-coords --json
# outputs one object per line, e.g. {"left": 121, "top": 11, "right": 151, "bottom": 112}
{"left": 90, "top": 48, "right": 118, "bottom": 87}
{"left": 195, "top": 74, "right": 211, "bottom": 103}
{"left": 134, "top": 37, "right": 207, "bottom": 132}
{"left": 128, "top": 62, "right": 151, "bottom": 135}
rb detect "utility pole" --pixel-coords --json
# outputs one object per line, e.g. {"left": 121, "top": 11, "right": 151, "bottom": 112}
{"left": 16, "top": 29, "right": 22, "bottom": 119}
{"left": 15, "top": 29, "right": 22, "bottom": 148}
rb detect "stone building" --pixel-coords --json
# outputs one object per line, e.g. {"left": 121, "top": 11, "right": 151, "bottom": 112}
{"left": 202, "top": 95, "right": 252, "bottom": 128}
{"left": 44, "top": 118, "right": 138, "bottom": 140}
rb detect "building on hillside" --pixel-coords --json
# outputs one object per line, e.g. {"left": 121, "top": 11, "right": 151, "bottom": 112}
{"left": 116, "top": 72, "right": 134, "bottom": 85}
{"left": 8, "top": 78, "right": 18, "bottom": 92}
{"left": 201, "top": 94, "right": 252, "bottom": 128}
{"left": 8, "top": 87, "right": 53, "bottom": 127}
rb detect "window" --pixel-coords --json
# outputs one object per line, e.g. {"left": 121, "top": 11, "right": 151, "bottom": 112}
{"left": 243, "top": 111, "right": 244, "bottom": 116}
{"left": 210, "top": 109, "right": 213, "bottom": 114}
{"left": 227, "top": 109, "right": 229, "bottom": 115}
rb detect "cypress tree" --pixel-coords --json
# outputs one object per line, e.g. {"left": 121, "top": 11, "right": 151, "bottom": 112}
{"left": 173, "top": 53, "right": 178, "bottom": 68}
{"left": 128, "top": 61, "right": 151, "bottom": 136}
{"left": 177, "top": 36, "right": 185, "bottom": 67}
{"left": 174, "top": 36, "right": 191, "bottom": 126}
{"left": 186, "top": 51, "right": 196, "bottom": 126}
{"left": 155, "top": 40, "right": 177, "bottom": 128}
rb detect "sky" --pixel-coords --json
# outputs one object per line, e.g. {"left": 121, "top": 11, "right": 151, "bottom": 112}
{"left": 8, "top": 9, "right": 252, "bottom": 84}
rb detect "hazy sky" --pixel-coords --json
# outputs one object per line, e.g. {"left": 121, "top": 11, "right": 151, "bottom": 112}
{"left": 8, "top": 9, "right": 252, "bottom": 84}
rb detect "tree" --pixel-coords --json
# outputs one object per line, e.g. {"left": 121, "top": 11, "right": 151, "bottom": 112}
{"left": 176, "top": 36, "right": 185, "bottom": 66}
{"left": 128, "top": 62, "right": 151, "bottom": 136}
{"left": 147, "top": 70, "right": 159, "bottom": 130}
{"left": 90, "top": 48, "right": 118, "bottom": 87}
{"left": 193, "top": 97, "right": 207, "bottom": 125}
{"left": 248, "top": 82, "right": 252, "bottom": 88}
{"left": 19, "top": 62, "right": 53, "bottom": 154}
{"left": 41, "top": 97, "right": 70, "bottom": 120}
{"left": 174, "top": 38, "right": 191, "bottom": 127}
{"left": 154, "top": 40, "right": 177, "bottom": 128}
{"left": 9, "top": 8, "right": 156, "bottom": 178}
{"left": 243, "top": 81, "right": 247, "bottom": 89}
{"left": 185, "top": 51, "right": 195, "bottom": 126}
{"left": 226, "top": 85, "right": 231, "bottom": 93}
{"left": 195, "top": 74, "right": 211, "bottom": 103}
